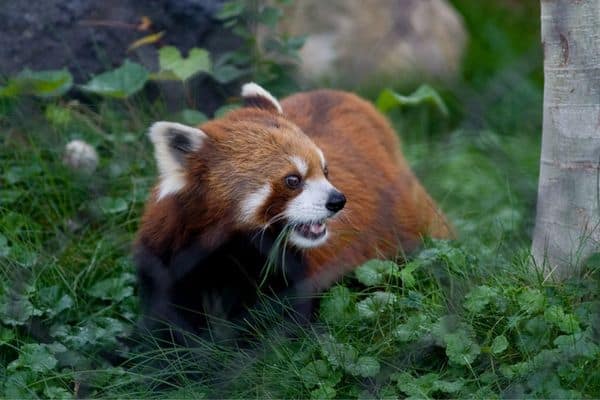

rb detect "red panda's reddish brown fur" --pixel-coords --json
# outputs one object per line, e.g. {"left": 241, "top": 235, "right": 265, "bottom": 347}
{"left": 135, "top": 86, "right": 452, "bottom": 336}
{"left": 281, "top": 90, "right": 452, "bottom": 289}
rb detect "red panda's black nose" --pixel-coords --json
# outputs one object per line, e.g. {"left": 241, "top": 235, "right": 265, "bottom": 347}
{"left": 326, "top": 191, "right": 346, "bottom": 213}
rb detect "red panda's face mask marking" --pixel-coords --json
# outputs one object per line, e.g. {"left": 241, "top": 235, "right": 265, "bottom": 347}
{"left": 147, "top": 83, "right": 346, "bottom": 249}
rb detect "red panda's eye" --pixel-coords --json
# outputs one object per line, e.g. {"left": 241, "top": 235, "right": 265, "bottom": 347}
{"left": 285, "top": 174, "right": 301, "bottom": 189}
{"left": 323, "top": 165, "right": 329, "bottom": 178}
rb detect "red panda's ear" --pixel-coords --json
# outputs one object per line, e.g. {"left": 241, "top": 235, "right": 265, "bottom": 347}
{"left": 241, "top": 82, "right": 283, "bottom": 114}
{"left": 148, "top": 121, "right": 207, "bottom": 199}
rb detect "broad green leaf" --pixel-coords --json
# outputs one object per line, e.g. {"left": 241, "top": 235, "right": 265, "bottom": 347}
{"left": 356, "top": 292, "right": 397, "bottom": 319}
{"left": 95, "top": 196, "right": 129, "bottom": 215}
{"left": 214, "top": 104, "right": 240, "bottom": 118}
{"left": 544, "top": 305, "right": 581, "bottom": 334}
{"left": 464, "top": 285, "right": 499, "bottom": 313}
{"left": 554, "top": 331, "right": 600, "bottom": 358}
{"left": 80, "top": 60, "right": 149, "bottom": 98}
{"left": 352, "top": 356, "right": 380, "bottom": 377}
{"left": 491, "top": 334, "right": 509, "bottom": 354}
{"left": 258, "top": 6, "right": 282, "bottom": 28}
{"left": 320, "top": 286, "right": 354, "bottom": 324}
{"left": 432, "top": 378, "right": 464, "bottom": 393}
{"left": 213, "top": 64, "right": 246, "bottom": 84}
{"left": 44, "top": 386, "right": 72, "bottom": 400}
{"left": 3, "top": 371, "right": 37, "bottom": 399}
{"left": 376, "top": 85, "right": 449, "bottom": 115}
{"left": 300, "top": 360, "right": 341, "bottom": 389}
{"left": 6, "top": 69, "right": 73, "bottom": 97}
{"left": 517, "top": 288, "right": 545, "bottom": 314}
{"left": 88, "top": 273, "right": 135, "bottom": 302}
{"left": 392, "top": 372, "right": 438, "bottom": 397}
{"left": 319, "top": 334, "right": 358, "bottom": 369}
{"left": 37, "top": 286, "right": 74, "bottom": 318}
{"left": 45, "top": 104, "right": 72, "bottom": 126}
{"left": 311, "top": 385, "right": 336, "bottom": 400}
{"left": 394, "top": 314, "right": 429, "bottom": 342}
{"left": 0, "top": 326, "right": 15, "bottom": 343}
{"left": 399, "top": 261, "right": 419, "bottom": 287}
{"left": 175, "top": 109, "right": 208, "bottom": 125}
{"left": 444, "top": 332, "right": 481, "bottom": 365}
{"left": 354, "top": 259, "right": 399, "bottom": 286}
{"left": 157, "top": 46, "right": 211, "bottom": 81}
{"left": 8, "top": 343, "right": 64, "bottom": 373}
{"left": 0, "top": 296, "right": 42, "bottom": 326}
{"left": 216, "top": 0, "right": 245, "bottom": 20}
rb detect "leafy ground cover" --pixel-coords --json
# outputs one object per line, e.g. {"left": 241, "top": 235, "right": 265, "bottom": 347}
{"left": 1, "top": 0, "right": 599, "bottom": 398}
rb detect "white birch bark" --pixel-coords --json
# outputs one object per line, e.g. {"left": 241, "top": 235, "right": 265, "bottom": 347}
{"left": 532, "top": 0, "right": 600, "bottom": 278}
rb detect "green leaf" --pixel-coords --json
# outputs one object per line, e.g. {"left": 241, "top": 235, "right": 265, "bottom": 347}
{"left": 3, "top": 371, "right": 37, "bottom": 399}
{"left": 95, "top": 196, "right": 129, "bottom": 215}
{"left": 8, "top": 343, "right": 64, "bottom": 373}
{"left": 214, "top": 104, "right": 240, "bottom": 118}
{"left": 320, "top": 286, "right": 354, "bottom": 324}
{"left": 212, "top": 64, "right": 246, "bottom": 84}
{"left": 354, "top": 259, "right": 399, "bottom": 286}
{"left": 258, "top": 6, "right": 283, "bottom": 28}
{"left": 80, "top": 60, "right": 149, "bottom": 98}
{"left": 216, "top": 0, "right": 246, "bottom": 20}
{"left": 554, "top": 331, "right": 600, "bottom": 359}
{"left": 394, "top": 314, "right": 430, "bottom": 342}
{"left": 157, "top": 46, "right": 212, "bottom": 81}
{"left": 464, "top": 285, "right": 499, "bottom": 313}
{"left": 8, "top": 69, "right": 73, "bottom": 97}
{"left": 356, "top": 291, "right": 397, "bottom": 319}
{"left": 392, "top": 372, "right": 438, "bottom": 397}
{"left": 517, "top": 288, "right": 545, "bottom": 314}
{"left": 37, "top": 286, "right": 74, "bottom": 318}
{"left": 399, "top": 261, "right": 420, "bottom": 287}
{"left": 175, "top": 109, "right": 208, "bottom": 125}
{"left": 544, "top": 305, "right": 581, "bottom": 334}
{"left": 319, "top": 334, "right": 358, "bottom": 370}
{"left": 44, "top": 386, "right": 72, "bottom": 400}
{"left": 0, "top": 296, "right": 43, "bottom": 326}
{"left": 491, "top": 334, "right": 509, "bottom": 354}
{"left": 0, "top": 326, "right": 15, "bottom": 343}
{"left": 432, "top": 379, "right": 464, "bottom": 394}
{"left": 376, "top": 85, "right": 449, "bottom": 116}
{"left": 300, "top": 360, "right": 341, "bottom": 389}
{"left": 311, "top": 385, "right": 336, "bottom": 400}
{"left": 88, "top": 273, "right": 135, "bottom": 302}
{"left": 353, "top": 356, "right": 380, "bottom": 377}
{"left": 445, "top": 332, "right": 481, "bottom": 365}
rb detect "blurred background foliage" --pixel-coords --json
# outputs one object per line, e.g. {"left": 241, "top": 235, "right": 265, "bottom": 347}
{"left": 1, "top": 0, "right": 599, "bottom": 398}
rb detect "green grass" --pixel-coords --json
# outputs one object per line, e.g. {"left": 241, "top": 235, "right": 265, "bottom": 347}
{"left": 2, "top": 1, "right": 600, "bottom": 398}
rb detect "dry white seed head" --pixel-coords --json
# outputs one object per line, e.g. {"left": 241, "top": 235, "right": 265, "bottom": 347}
{"left": 63, "top": 139, "right": 99, "bottom": 173}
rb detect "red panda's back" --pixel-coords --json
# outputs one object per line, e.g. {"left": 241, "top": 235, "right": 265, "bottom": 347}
{"left": 281, "top": 90, "right": 452, "bottom": 289}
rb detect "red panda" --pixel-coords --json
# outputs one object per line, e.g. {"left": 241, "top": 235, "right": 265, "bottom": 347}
{"left": 134, "top": 83, "right": 452, "bottom": 339}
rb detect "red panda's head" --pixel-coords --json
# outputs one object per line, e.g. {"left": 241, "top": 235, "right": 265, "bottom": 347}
{"left": 147, "top": 83, "right": 345, "bottom": 250}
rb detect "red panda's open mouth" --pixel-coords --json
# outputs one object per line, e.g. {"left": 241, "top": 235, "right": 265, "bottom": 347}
{"left": 292, "top": 220, "right": 327, "bottom": 240}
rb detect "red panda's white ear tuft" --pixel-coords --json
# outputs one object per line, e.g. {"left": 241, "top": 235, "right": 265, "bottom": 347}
{"left": 241, "top": 82, "right": 283, "bottom": 114}
{"left": 148, "top": 121, "right": 207, "bottom": 200}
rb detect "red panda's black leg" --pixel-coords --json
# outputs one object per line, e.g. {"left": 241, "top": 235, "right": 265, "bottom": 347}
{"left": 133, "top": 243, "right": 202, "bottom": 343}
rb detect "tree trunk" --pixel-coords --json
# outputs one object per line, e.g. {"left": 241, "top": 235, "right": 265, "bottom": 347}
{"left": 532, "top": 0, "right": 600, "bottom": 278}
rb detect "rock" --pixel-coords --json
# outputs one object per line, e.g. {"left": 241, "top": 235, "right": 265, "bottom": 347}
{"left": 63, "top": 139, "right": 99, "bottom": 173}
{"left": 271, "top": 0, "right": 468, "bottom": 85}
